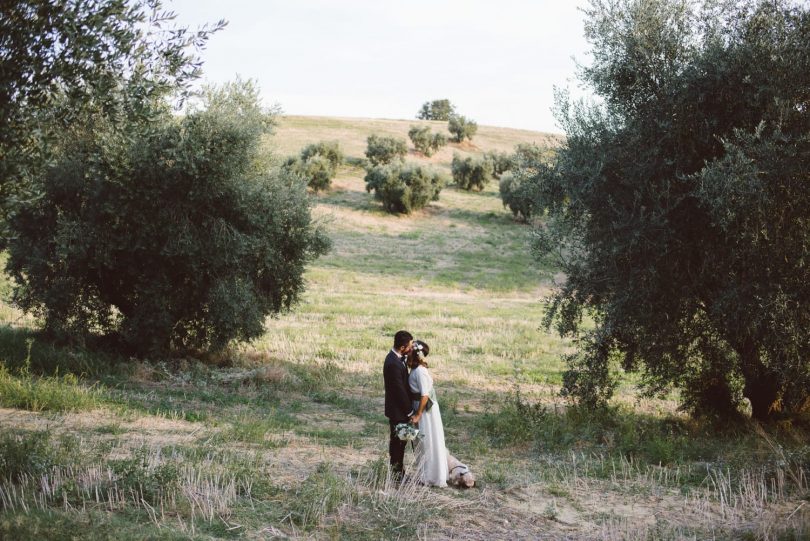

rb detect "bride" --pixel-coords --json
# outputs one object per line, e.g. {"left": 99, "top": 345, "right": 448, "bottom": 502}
{"left": 407, "top": 340, "right": 448, "bottom": 487}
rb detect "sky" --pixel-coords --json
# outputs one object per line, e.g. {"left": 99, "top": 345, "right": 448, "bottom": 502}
{"left": 169, "top": 0, "right": 592, "bottom": 133}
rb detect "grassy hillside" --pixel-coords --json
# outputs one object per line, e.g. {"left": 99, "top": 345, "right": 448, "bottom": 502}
{"left": 0, "top": 116, "right": 807, "bottom": 540}
{"left": 269, "top": 115, "right": 561, "bottom": 169}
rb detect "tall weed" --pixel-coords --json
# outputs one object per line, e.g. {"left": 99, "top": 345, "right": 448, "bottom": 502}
{"left": 0, "top": 362, "right": 104, "bottom": 412}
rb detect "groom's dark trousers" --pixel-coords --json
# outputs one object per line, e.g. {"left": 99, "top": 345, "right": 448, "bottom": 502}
{"left": 388, "top": 418, "right": 408, "bottom": 475}
{"left": 384, "top": 350, "right": 411, "bottom": 477}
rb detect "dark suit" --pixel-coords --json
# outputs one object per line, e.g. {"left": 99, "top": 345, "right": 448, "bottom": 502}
{"left": 384, "top": 350, "right": 411, "bottom": 475}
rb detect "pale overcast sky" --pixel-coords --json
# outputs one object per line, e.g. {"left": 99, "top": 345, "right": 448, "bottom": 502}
{"left": 169, "top": 0, "right": 592, "bottom": 133}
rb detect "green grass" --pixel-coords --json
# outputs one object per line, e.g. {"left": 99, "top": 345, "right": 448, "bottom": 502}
{"left": 0, "top": 509, "right": 195, "bottom": 541}
{"left": 210, "top": 411, "right": 295, "bottom": 448}
{"left": 287, "top": 463, "right": 355, "bottom": 529}
{"left": 0, "top": 363, "right": 106, "bottom": 412}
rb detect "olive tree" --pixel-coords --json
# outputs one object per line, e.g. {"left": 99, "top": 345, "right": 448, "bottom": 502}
{"left": 498, "top": 143, "right": 552, "bottom": 220}
{"left": 364, "top": 164, "right": 445, "bottom": 214}
{"left": 284, "top": 141, "right": 343, "bottom": 192}
{"left": 6, "top": 81, "right": 330, "bottom": 356}
{"left": 408, "top": 125, "right": 447, "bottom": 157}
{"left": 0, "top": 0, "right": 224, "bottom": 239}
{"left": 365, "top": 135, "right": 408, "bottom": 166}
{"left": 531, "top": 0, "right": 810, "bottom": 420}
{"left": 451, "top": 154, "right": 493, "bottom": 191}
{"left": 448, "top": 115, "right": 478, "bottom": 143}
{"left": 416, "top": 99, "right": 456, "bottom": 121}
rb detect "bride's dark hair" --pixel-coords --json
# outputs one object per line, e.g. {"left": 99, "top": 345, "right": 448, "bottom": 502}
{"left": 408, "top": 340, "right": 430, "bottom": 368}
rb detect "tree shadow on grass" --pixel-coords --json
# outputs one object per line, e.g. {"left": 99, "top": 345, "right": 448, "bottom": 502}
{"left": 320, "top": 187, "right": 524, "bottom": 232}
{"left": 472, "top": 396, "right": 788, "bottom": 473}
{"left": 423, "top": 203, "right": 522, "bottom": 229}
{"left": 0, "top": 325, "right": 127, "bottom": 377}
{"left": 317, "top": 188, "right": 386, "bottom": 215}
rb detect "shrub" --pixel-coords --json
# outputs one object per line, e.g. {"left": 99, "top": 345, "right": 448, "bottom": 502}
{"left": 451, "top": 154, "right": 492, "bottom": 191}
{"left": 416, "top": 99, "right": 455, "bottom": 121}
{"left": 499, "top": 171, "right": 535, "bottom": 221}
{"left": 300, "top": 140, "right": 343, "bottom": 171}
{"left": 512, "top": 143, "right": 546, "bottom": 166}
{"left": 5, "top": 80, "right": 330, "bottom": 356}
{"left": 448, "top": 115, "right": 478, "bottom": 143}
{"left": 498, "top": 143, "right": 551, "bottom": 220}
{"left": 283, "top": 154, "right": 333, "bottom": 192}
{"left": 408, "top": 126, "right": 447, "bottom": 157}
{"left": 283, "top": 141, "right": 343, "bottom": 192}
{"left": 364, "top": 163, "right": 445, "bottom": 214}
{"left": 365, "top": 135, "right": 407, "bottom": 166}
{"left": 485, "top": 150, "right": 512, "bottom": 179}
{"left": 432, "top": 133, "right": 447, "bottom": 154}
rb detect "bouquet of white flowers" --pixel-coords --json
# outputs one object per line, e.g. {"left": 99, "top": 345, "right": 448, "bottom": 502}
{"left": 394, "top": 422, "right": 420, "bottom": 442}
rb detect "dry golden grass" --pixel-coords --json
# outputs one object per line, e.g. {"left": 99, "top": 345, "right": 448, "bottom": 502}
{"left": 269, "top": 115, "right": 562, "bottom": 169}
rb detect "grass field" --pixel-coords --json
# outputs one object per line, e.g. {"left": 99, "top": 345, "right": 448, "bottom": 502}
{"left": 0, "top": 116, "right": 807, "bottom": 540}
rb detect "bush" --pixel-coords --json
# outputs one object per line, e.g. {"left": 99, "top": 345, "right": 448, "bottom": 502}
{"left": 485, "top": 150, "right": 512, "bottom": 179}
{"left": 416, "top": 99, "right": 455, "bottom": 121}
{"left": 283, "top": 141, "right": 343, "bottom": 192}
{"left": 499, "top": 171, "right": 535, "bottom": 221}
{"left": 512, "top": 143, "right": 546, "bottom": 166}
{"left": 5, "top": 80, "right": 330, "bottom": 356}
{"left": 300, "top": 140, "right": 343, "bottom": 171}
{"left": 364, "top": 163, "right": 445, "bottom": 214}
{"left": 365, "top": 135, "right": 407, "bottom": 166}
{"left": 498, "top": 143, "right": 550, "bottom": 220}
{"left": 283, "top": 154, "right": 332, "bottom": 192}
{"left": 451, "top": 154, "right": 492, "bottom": 191}
{"left": 448, "top": 115, "right": 478, "bottom": 143}
{"left": 408, "top": 125, "right": 447, "bottom": 157}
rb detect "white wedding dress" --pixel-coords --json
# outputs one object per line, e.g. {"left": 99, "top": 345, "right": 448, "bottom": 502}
{"left": 409, "top": 365, "right": 448, "bottom": 487}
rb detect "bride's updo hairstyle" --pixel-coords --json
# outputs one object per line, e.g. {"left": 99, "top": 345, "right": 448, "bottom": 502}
{"left": 408, "top": 340, "right": 430, "bottom": 368}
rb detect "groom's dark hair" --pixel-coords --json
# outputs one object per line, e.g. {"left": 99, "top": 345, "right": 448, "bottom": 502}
{"left": 393, "top": 330, "right": 413, "bottom": 350}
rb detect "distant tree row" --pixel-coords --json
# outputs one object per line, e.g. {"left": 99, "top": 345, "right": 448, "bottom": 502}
{"left": 284, "top": 122, "right": 494, "bottom": 216}
{"left": 445, "top": 143, "right": 549, "bottom": 203}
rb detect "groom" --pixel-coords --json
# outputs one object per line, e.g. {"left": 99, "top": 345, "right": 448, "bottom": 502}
{"left": 383, "top": 330, "right": 413, "bottom": 481}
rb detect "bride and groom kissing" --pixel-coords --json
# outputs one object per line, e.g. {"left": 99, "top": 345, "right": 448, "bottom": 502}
{"left": 383, "top": 329, "right": 450, "bottom": 487}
